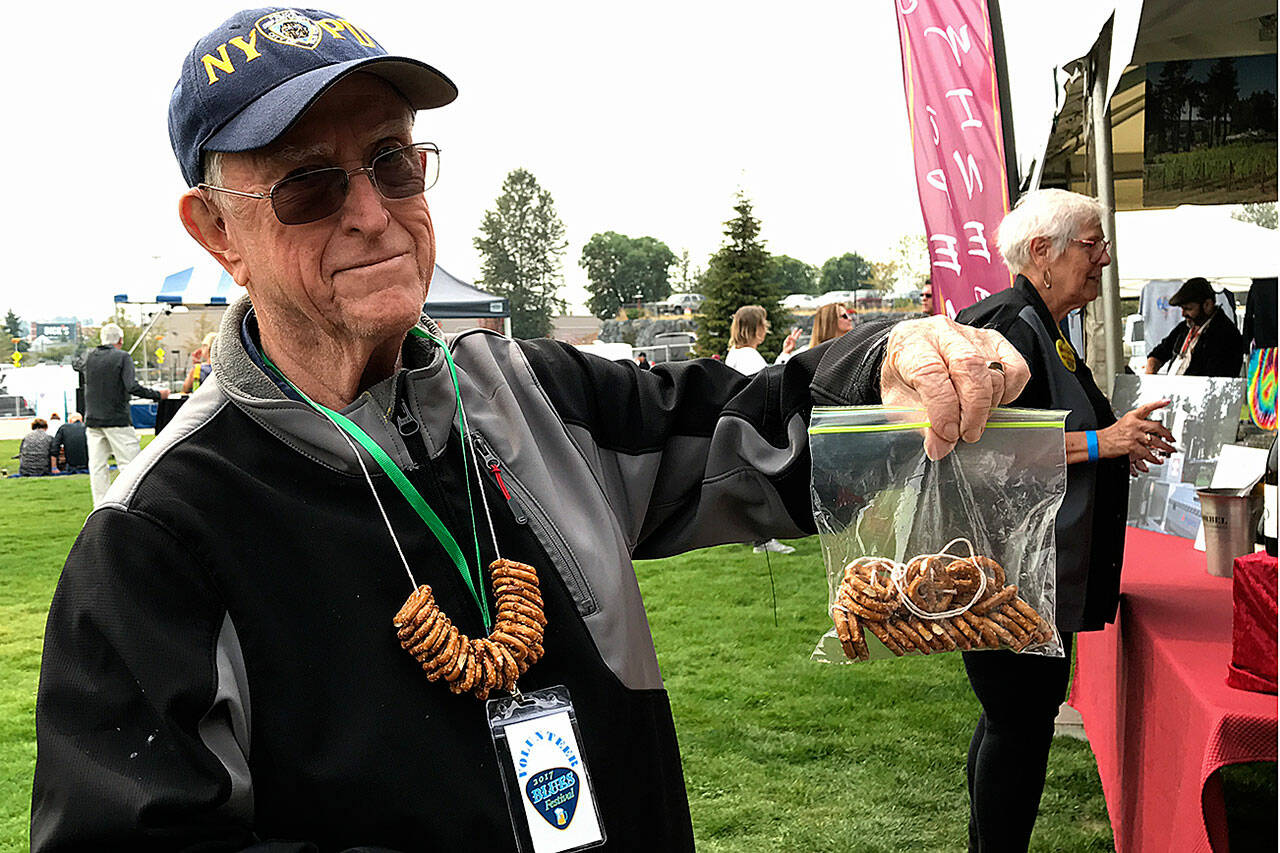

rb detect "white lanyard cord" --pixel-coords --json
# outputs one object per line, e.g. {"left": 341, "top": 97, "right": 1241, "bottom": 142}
{"left": 332, "top": 422, "right": 419, "bottom": 589}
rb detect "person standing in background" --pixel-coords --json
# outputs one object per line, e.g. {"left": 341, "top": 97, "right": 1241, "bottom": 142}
{"left": 726, "top": 305, "right": 796, "bottom": 554}
{"left": 182, "top": 332, "right": 217, "bottom": 393}
{"left": 1145, "top": 277, "right": 1245, "bottom": 377}
{"left": 80, "top": 322, "right": 169, "bottom": 506}
{"left": 1243, "top": 277, "right": 1277, "bottom": 353}
{"left": 725, "top": 305, "right": 770, "bottom": 375}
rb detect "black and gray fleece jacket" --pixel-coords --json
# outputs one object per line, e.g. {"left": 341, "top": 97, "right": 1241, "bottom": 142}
{"left": 32, "top": 296, "right": 889, "bottom": 852}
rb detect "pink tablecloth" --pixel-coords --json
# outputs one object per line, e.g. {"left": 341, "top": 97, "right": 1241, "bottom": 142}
{"left": 1070, "top": 528, "right": 1277, "bottom": 853}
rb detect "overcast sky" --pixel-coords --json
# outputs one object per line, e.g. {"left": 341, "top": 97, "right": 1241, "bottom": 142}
{"left": 0, "top": 2, "right": 926, "bottom": 323}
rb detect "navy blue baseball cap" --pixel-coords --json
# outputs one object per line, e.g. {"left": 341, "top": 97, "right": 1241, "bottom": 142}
{"left": 169, "top": 7, "right": 457, "bottom": 187}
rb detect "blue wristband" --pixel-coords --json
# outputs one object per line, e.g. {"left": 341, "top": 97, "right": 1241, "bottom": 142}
{"left": 1085, "top": 430, "right": 1099, "bottom": 462}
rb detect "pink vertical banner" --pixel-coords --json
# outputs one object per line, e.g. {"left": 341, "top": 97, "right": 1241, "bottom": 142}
{"left": 896, "top": 0, "right": 1013, "bottom": 317}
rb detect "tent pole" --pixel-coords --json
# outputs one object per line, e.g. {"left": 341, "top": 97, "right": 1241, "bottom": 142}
{"left": 1087, "top": 16, "right": 1124, "bottom": 395}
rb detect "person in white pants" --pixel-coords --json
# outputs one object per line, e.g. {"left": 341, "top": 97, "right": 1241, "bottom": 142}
{"left": 78, "top": 322, "right": 168, "bottom": 506}
{"left": 87, "top": 426, "right": 143, "bottom": 506}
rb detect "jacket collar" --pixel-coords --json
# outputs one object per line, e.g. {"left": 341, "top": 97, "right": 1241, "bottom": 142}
{"left": 210, "top": 294, "right": 460, "bottom": 473}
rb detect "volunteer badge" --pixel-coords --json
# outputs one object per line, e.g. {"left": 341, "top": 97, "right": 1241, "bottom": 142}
{"left": 525, "top": 767, "right": 580, "bottom": 828}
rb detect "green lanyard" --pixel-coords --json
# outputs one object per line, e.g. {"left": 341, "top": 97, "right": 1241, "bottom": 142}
{"left": 263, "top": 328, "right": 492, "bottom": 631}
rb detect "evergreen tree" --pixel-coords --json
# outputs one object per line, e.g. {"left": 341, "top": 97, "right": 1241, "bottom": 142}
{"left": 4, "top": 309, "right": 22, "bottom": 339}
{"left": 696, "top": 193, "right": 788, "bottom": 360}
{"left": 474, "top": 168, "right": 567, "bottom": 339}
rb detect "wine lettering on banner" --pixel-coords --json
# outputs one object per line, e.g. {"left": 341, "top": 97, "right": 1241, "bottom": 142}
{"left": 896, "top": 0, "right": 1014, "bottom": 317}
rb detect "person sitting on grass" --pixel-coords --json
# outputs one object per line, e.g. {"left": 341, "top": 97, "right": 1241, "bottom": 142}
{"left": 50, "top": 413, "right": 89, "bottom": 475}
{"left": 18, "top": 418, "right": 55, "bottom": 477}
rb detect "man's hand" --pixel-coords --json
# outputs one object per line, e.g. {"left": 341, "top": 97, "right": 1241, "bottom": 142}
{"left": 880, "top": 316, "right": 1031, "bottom": 460}
{"left": 782, "top": 327, "right": 803, "bottom": 355}
{"left": 160, "top": 389, "right": 171, "bottom": 399}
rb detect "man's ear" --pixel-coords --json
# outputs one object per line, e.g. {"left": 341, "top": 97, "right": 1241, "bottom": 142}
{"left": 178, "top": 190, "right": 249, "bottom": 287}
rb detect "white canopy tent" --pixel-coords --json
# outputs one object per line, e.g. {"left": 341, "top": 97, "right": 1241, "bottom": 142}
{"left": 114, "top": 262, "right": 510, "bottom": 333}
{"left": 1115, "top": 205, "right": 1278, "bottom": 297}
{"left": 991, "top": 0, "right": 1275, "bottom": 385}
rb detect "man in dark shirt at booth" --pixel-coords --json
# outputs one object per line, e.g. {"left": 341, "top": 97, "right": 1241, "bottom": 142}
{"left": 1145, "top": 277, "right": 1245, "bottom": 377}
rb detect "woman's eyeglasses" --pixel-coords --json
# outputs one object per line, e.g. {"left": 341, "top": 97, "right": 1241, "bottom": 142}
{"left": 1071, "top": 237, "right": 1111, "bottom": 262}
{"left": 199, "top": 142, "right": 440, "bottom": 225}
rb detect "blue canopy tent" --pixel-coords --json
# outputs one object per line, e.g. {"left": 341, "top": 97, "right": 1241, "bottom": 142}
{"left": 115, "top": 263, "right": 509, "bottom": 327}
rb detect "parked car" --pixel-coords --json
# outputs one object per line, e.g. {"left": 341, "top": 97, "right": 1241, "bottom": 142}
{"left": 650, "top": 331, "right": 697, "bottom": 362}
{"left": 657, "top": 293, "right": 704, "bottom": 315}
{"left": 781, "top": 293, "right": 818, "bottom": 310}
{"left": 817, "top": 290, "right": 859, "bottom": 307}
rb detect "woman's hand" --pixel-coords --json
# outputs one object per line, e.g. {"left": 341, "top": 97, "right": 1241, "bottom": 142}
{"left": 782, "top": 327, "right": 802, "bottom": 355}
{"left": 1099, "top": 399, "right": 1176, "bottom": 464}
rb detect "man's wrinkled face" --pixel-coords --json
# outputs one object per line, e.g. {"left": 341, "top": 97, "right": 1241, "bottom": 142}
{"left": 1181, "top": 299, "right": 1214, "bottom": 326}
{"left": 213, "top": 73, "right": 435, "bottom": 346}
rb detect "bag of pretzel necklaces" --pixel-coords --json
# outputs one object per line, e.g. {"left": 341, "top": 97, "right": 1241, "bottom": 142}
{"left": 809, "top": 406, "right": 1068, "bottom": 663}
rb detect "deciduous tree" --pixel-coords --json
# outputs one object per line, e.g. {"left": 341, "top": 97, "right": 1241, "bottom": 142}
{"left": 866, "top": 260, "right": 899, "bottom": 293}
{"left": 770, "top": 255, "right": 818, "bottom": 295}
{"left": 819, "top": 252, "right": 873, "bottom": 294}
{"left": 474, "top": 168, "right": 567, "bottom": 339}
{"left": 1233, "top": 202, "right": 1278, "bottom": 230}
{"left": 579, "top": 232, "right": 677, "bottom": 320}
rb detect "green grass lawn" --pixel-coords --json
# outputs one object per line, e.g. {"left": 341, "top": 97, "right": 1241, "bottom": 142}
{"left": 0, "top": 437, "right": 1269, "bottom": 851}
{"left": 636, "top": 542, "right": 1114, "bottom": 852}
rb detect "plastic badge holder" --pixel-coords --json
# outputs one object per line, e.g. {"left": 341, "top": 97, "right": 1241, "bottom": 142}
{"left": 808, "top": 406, "right": 1069, "bottom": 662}
{"left": 487, "top": 686, "right": 606, "bottom": 853}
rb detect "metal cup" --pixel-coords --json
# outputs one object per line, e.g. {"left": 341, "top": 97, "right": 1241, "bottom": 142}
{"left": 1197, "top": 488, "right": 1262, "bottom": 578}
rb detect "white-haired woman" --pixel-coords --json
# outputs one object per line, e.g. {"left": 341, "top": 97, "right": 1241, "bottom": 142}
{"left": 956, "top": 189, "right": 1176, "bottom": 851}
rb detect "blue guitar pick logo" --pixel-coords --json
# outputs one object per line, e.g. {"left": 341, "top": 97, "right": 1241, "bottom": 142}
{"left": 525, "top": 766, "right": 579, "bottom": 829}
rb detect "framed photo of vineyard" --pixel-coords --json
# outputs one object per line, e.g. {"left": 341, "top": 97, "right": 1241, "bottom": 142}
{"left": 1144, "top": 54, "right": 1277, "bottom": 206}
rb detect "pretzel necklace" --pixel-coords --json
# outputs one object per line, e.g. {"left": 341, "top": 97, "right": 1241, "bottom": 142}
{"left": 393, "top": 558, "right": 546, "bottom": 701}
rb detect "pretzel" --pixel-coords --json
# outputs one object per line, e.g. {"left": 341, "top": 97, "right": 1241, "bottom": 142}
{"left": 829, "top": 547, "right": 1055, "bottom": 661}
{"left": 973, "top": 584, "right": 1018, "bottom": 615}
{"left": 863, "top": 619, "right": 906, "bottom": 655}
{"left": 937, "top": 617, "right": 972, "bottom": 650}
{"left": 906, "top": 574, "right": 955, "bottom": 613}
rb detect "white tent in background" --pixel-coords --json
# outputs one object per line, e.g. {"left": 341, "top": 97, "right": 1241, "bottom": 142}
{"left": 114, "top": 262, "right": 510, "bottom": 327}
{"left": 1114, "top": 205, "right": 1278, "bottom": 297}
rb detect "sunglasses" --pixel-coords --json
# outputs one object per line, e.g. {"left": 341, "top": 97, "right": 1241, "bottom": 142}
{"left": 199, "top": 142, "right": 440, "bottom": 225}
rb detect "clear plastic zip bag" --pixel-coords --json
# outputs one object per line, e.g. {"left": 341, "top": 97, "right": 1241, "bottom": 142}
{"left": 808, "top": 406, "right": 1069, "bottom": 662}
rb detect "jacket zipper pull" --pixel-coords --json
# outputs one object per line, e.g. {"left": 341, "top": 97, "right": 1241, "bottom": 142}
{"left": 394, "top": 396, "right": 420, "bottom": 437}
{"left": 471, "top": 433, "right": 527, "bottom": 524}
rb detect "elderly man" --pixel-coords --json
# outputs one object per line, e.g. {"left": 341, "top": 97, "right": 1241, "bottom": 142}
{"left": 79, "top": 322, "right": 170, "bottom": 505}
{"left": 1145, "top": 276, "right": 1245, "bottom": 377}
{"left": 49, "top": 412, "right": 89, "bottom": 474}
{"left": 32, "top": 8, "right": 1027, "bottom": 851}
